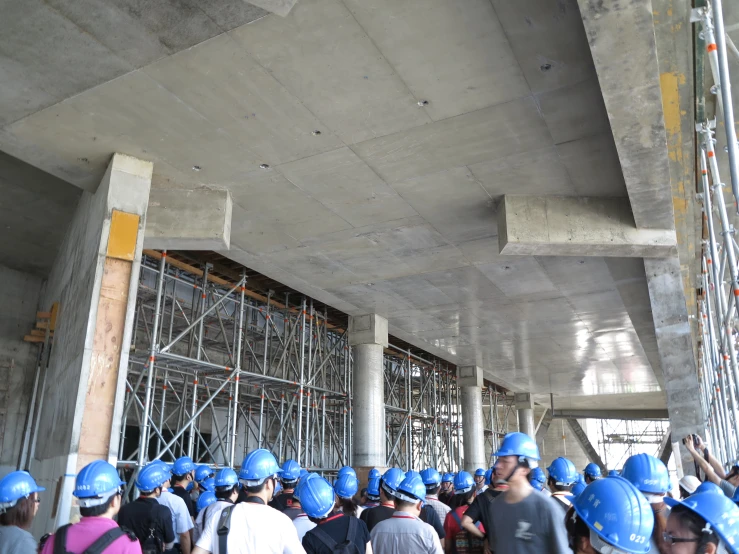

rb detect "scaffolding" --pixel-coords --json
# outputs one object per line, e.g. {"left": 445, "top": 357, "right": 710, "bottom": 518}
{"left": 693, "top": 0, "right": 739, "bottom": 465}
{"left": 118, "top": 252, "right": 491, "bottom": 482}
{"left": 596, "top": 419, "right": 670, "bottom": 471}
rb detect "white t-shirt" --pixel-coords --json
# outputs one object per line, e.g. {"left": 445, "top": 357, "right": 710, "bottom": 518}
{"left": 157, "top": 489, "right": 194, "bottom": 545}
{"left": 196, "top": 501, "right": 306, "bottom": 554}
{"left": 292, "top": 513, "right": 317, "bottom": 541}
{"left": 194, "top": 500, "right": 232, "bottom": 543}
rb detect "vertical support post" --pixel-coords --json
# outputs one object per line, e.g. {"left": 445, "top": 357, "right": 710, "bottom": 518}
{"left": 229, "top": 273, "right": 246, "bottom": 467}
{"left": 458, "top": 366, "right": 486, "bottom": 472}
{"left": 516, "top": 393, "right": 535, "bottom": 438}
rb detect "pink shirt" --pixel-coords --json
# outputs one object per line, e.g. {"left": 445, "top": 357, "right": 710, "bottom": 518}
{"left": 41, "top": 517, "right": 142, "bottom": 554}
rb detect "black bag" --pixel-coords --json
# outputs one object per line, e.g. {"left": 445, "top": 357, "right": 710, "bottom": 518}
{"left": 140, "top": 526, "right": 163, "bottom": 554}
{"left": 310, "top": 516, "right": 362, "bottom": 554}
{"left": 53, "top": 523, "right": 136, "bottom": 554}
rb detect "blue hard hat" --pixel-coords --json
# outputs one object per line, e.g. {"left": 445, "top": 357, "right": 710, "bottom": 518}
{"left": 395, "top": 473, "right": 427, "bottom": 504}
{"left": 201, "top": 478, "right": 215, "bottom": 493}
{"left": 136, "top": 463, "right": 170, "bottom": 492}
{"left": 73, "top": 460, "right": 125, "bottom": 507}
{"left": 194, "top": 465, "right": 214, "bottom": 483}
{"left": 608, "top": 470, "right": 619, "bottom": 477}
{"left": 281, "top": 460, "right": 301, "bottom": 481}
{"left": 441, "top": 472, "right": 454, "bottom": 483}
{"left": 569, "top": 480, "right": 587, "bottom": 500}
{"left": 334, "top": 474, "right": 359, "bottom": 499}
{"left": 301, "top": 477, "right": 336, "bottom": 519}
{"left": 529, "top": 467, "right": 546, "bottom": 490}
{"left": 274, "top": 480, "right": 282, "bottom": 496}
{"left": 584, "top": 463, "right": 602, "bottom": 479}
{"left": 474, "top": 468, "right": 485, "bottom": 477}
{"left": 368, "top": 468, "right": 381, "bottom": 480}
{"left": 420, "top": 468, "right": 441, "bottom": 487}
{"left": 695, "top": 481, "right": 723, "bottom": 496}
{"left": 547, "top": 457, "right": 578, "bottom": 486}
{"left": 665, "top": 492, "right": 739, "bottom": 554}
{"left": 495, "top": 432, "right": 540, "bottom": 461}
{"left": 621, "top": 453, "right": 670, "bottom": 494}
{"left": 381, "top": 468, "right": 405, "bottom": 497}
{"left": 484, "top": 468, "right": 493, "bottom": 485}
{"left": 573, "top": 476, "right": 654, "bottom": 554}
{"left": 299, "top": 468, "right": 309, "bottom": 480}
{"left": 196, "top": 491, "right": 217, "bottom": 512}
{"left": 239, "top": 449, "right": 282, "bottom": 486}
{"left": 294, "top": 473, "right": 319, "bottom": 502}
{"left": 453, "top": 471, "right": 475, "bottom": 493}
{"left": 337, "top": 466, "right": 356, "bottom": 479}
{"left": 214, "top": 468, "right": 239, "bottom": 489}
{"left": 172, "top": 456, "right": 195, "bottom": 476}
{"left": 367, "top": 477, "right": 381, "bottom": 497}
{"left": 0, "top": 471, "right": 45, "bottom": 511}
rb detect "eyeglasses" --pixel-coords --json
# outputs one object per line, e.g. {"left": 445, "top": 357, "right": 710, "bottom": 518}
{"left": 662, "top": 532, "right": 700, "bottom": 545}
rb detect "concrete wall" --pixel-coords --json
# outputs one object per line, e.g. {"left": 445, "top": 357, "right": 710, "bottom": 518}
{"left": 0, "top": 264, "right": 42, "bottom": 475}
{"left": 537, "top": 417, "right": 590, "bottom": 473}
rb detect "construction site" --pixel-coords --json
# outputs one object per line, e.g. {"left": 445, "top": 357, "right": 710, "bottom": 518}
{"left": 0, "top": 0, "right": 738, "bottom": 534}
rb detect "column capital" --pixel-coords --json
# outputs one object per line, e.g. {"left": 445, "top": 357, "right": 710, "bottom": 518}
{"left": 457, "top": 365, "right": 483, "bottom": 388}
{"left": 349, "top": 314, "right": 388, "bottom": 347}
{"left": 514, "top": 392, "right": 534, "bottom": 410}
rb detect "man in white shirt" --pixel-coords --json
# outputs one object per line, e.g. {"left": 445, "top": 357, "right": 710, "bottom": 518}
{"left": 194, "top": 469, "right": 240, "bottom": 543}
{"left": 192, "top": 449, "right": 305, "bottom": 554}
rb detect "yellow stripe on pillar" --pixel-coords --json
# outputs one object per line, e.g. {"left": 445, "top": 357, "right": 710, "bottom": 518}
{"left": 107, "top": 210, "right": 140, "bottom": 261}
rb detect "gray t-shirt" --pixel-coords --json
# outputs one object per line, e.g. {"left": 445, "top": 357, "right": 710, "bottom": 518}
{"left": 720, "top": 479, "right": 736, "bottom": 498}
{"left": 487, "top": 491, "right": 571, "bottom": 554}
{"left": 0, "top": 525, "right": 37, "bottom": 554}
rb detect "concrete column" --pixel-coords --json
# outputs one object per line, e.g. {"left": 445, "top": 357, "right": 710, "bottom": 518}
{"left": 31, "top": 154, "right": 152, "bottom": 532}
{"left": 459, "top": 366, "right": 486, "bottom": 471}
{"left": 349, "top": 314, "right": 388, "bottom": 468}
{"left": 516, "top": 393, "right": 535, "bottom": 438}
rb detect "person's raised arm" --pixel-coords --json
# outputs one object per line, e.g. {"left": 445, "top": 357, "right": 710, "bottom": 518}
{"left": 684, "top": 436, "right": 721, "bottom": 485}
{"left": 696, "top": 435, "right": 728, "bottom": 478}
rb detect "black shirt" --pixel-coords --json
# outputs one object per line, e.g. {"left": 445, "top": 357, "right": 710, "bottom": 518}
{"left": 439, "top": 491, "right": 454, "bottom": 506}
{"left": 269, "top": 491, "right": 296, "bottom": 512}
{"left": 464, "top": 489, "right": 503, "bottom": 541}
{"left": 118, "top": 497, "right": 175, "bottom": 547}
{"left": 302, "top": 513, "right": 371, "bottom": 554}
{"left": 360, "top": 504, "right": 444, "bottom": 538}
{"left": 171, "top": 485, "right": 196, "bottom": 518}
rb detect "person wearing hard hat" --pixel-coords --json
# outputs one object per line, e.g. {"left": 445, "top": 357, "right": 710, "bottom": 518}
{"left": 438, "top": 474, "right": 454, "bottom": 506}
{"left": 363, "top": 478, "right": 381, "bottom": 510}
{"left": 300, "top": 477, "right": 372, "bottom": 553}
{"left": 566, "top": 475, "right": 654, "bottom": 554}
{"left": 546, "top": 457, "right": 578, "bottom": 514}
{"left": 151, "top": 461, "right": 194, "bottom": 554}
{"left": 370, "top": 473, "right": 442, "bottom": 554}
{"left": 443, "top": 472, "right": 486, "bottom": 554}
{"left": 194, "top": 469, "right": 239, "bottom": 543}
{"left": 118, "top": 463, "right": 175, "bottom": 551}
{"left": 334, "top": 474, "right": 362, "bottom": 517}
{"left": 0, "top": 471, "right": 44, "bottom": 554}
{"left": 171, "top": 457, "right": 197, "bottom": 520}
{"left": 291, "top": 474, "right": 318, "bottom": 541}
{"left": 420, "top": 468, "right": 450, "bottom": 523}
{"left": 191, "top": 449, "right": 304, "bottom": 554}
{"left": 271, "top": 460, "right": 301, "bottom": 513}
{"left": 582, "top": 463, "right": 601, "bottom": 485}
{"left": 679, "top": 475, "right": 702, "bottom": 499}
{"left": 684, "top": 434, "right": 739, "bottom": 498}
{"left": 461, "top": 432, "right": 570, "bottom": 554}
{"left": 40, "top": 461, "right": 141, "bottom": 554}
{"left": 664, "top": 490, "right": 739, "bottom": 554}
{"left": 472, "top": 469, "right": 486, "bottom": 495}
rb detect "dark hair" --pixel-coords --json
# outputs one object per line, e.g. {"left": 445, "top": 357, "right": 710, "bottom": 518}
{"left": 565, "top": 507, "right": 590, "bottom": 552}
{"left": 139, "top": 487, "right": 162, "bottom": 497}
{"left": 547, "top": 477, "right": 573, "bottom": 493}
{"left": 171, "top": 474, "right": 189, "bottom": 485}
{"left": 426, "top": 485, "right": 440, "bottom": 495}
{"left": 244, "top": 479, "right": 270, "bottom": 495}
{"left": 340, "top": 497, "right": 358, "bottom": 517}
{"left": 380, "top": 485, "right": 396, "bottom": 502}
{"left": 0, "top": 496, "right": 36, "bottom": 530}
{"left": 215, "top": 486, "right": 237, "bottom": 500}
{"left": 282, "top": 479, "right": 298, "bottom": 489}
{"left": 449, "top": 490, "right": 475, "bottom": 510}
{"left": 79, "top": 495, "right": 116, "bottom": 518}
{"left": 670, "top": 505, "right": 719, "bottom": 552}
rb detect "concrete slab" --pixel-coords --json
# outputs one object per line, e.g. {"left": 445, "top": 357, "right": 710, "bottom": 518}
{"left": 343, "top": 0, "right": 529, "bottom": 121}
{"left": 353, "top": 97, "right": 552, "bottom": 185}
{"left": 229, "top": 0, "right": 430, "bottom": 145}
{"left": 556, "top": 133, "right": 628, "bottom": 196}
{"left": 245, "top": 0, "right": 298, "bottom": 17}
{"left": 498, "top": 196, "right": 677, "bottom": 257}
{"left": 145, "top": 188, "right": 233, "bottom": 250}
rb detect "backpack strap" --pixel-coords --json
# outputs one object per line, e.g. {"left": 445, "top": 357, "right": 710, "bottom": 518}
{"left": 309, "top": 525, "right": 339, "bottom": 550}
{"left": 83, "top": 528, "right": 128, "bottom": 554}
{"left": 451, "top": 510, "right": 463, "bottom": 528}
{"left": 53, "top": 524, "right": 72, "bottom": 554}
{"left": 217, "top": 505, "right": 234, "bottom": 554}
{"left": 346, "top": 516, "right": 359, "bottom": 543}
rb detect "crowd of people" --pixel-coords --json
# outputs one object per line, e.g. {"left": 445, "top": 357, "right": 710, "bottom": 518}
{"left": 1, "top": 432, "right": 738, "bottom": 554}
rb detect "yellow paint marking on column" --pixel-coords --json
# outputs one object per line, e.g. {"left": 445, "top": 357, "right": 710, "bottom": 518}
{"left": 107, "top": 210, "right": 140, "bottom": 261}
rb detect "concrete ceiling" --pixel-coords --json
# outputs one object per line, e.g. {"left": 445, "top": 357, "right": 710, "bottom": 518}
{"left": 0, "top": 0, "right": 672, "bottom": 406}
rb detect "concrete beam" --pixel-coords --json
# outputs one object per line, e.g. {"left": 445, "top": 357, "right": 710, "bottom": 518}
{"left": 658, "top": 429, "right": 672, "bottom": 466}
{"left": 576, "top": 0, "right": 675, "bottom": 231}
{"left": 144, "top": 189, "right": 233, "bottom": 251}
{"left": 566, "top": 419, "right": 607, "bottom": 474}
{"left": 551, "top": 409, "right": 668, "bottom": 420}
{"left": 498, "top": 195, "right": 677, "bottom": 257}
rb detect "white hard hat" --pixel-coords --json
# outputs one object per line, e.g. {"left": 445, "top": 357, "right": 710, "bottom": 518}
{"left": 678, "top": 475, "right": 701, "bottom": 494}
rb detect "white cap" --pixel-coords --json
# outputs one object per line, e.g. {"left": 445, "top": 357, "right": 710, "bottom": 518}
{"left": 679, "top": 475, "right": 701, "bottom": 494}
